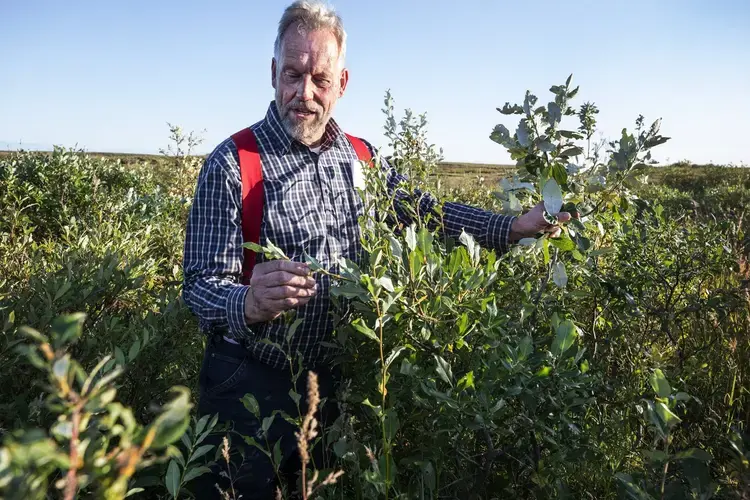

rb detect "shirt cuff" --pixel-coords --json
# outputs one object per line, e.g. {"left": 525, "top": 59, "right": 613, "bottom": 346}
{"left": 488, "top": 213, "right": 516, "bottom": 255}
{"left": 226, "top": 285, "right": 253, "bottom": 339}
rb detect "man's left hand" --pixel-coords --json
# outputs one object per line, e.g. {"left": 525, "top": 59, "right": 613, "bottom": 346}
{"left": 509, "top": 202, "right": 572, "bottom": 241}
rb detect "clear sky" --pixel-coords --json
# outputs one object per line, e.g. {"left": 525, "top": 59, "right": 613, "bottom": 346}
{"left": 2, "top": 0, "right": 748, "bottom": 165}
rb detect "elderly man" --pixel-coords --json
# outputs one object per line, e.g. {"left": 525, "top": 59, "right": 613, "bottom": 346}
{"left": 182, "top": 1, "right": 568, "bottom": 497}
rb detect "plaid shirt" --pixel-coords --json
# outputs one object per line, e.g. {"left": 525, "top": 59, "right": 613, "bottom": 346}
{"left": 182, "top": 101, "right": 516, "bottom": 370}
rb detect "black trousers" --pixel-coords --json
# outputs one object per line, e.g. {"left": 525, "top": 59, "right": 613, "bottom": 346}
{"left": 188, "top": 336, "right": 339, "bottom": 500}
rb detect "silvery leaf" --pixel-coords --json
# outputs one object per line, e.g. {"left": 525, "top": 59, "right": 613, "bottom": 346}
{"left": 542, "top": 179, "right": 563, "bottom": 215}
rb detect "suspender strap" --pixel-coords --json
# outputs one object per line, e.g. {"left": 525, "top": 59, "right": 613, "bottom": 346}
{"left": 345, "top": 134, "right": 373, "bottom": 164}
{"left": 231, "top": 127, "right": 263, "bottom": 285}
{"left": 232, "top": 129, "right": 373, "bottom": 285}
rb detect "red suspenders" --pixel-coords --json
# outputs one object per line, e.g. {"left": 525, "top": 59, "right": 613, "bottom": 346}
{"left": 230, "top": 128, "right": 373, "bottom": 284}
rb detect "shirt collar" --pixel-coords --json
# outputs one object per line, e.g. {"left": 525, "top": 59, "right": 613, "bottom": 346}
{"left": 260, "top": 101, "right": 346, "bottom": 156}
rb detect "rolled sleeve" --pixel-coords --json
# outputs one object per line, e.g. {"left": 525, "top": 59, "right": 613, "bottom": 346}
{"left": 226, "top": 285, "right": 252, "bottom": 338}
{"left": 488, "top": 212, "right": 516, "bottom": 255}
{"left": 358, "top": 139, "right": 516, "bottom": 256}
{"left": 182, "top": 141, "right": 256, "bottom": 341}
{"left": 443, "top": 202, "right": 515, "bottom": 255}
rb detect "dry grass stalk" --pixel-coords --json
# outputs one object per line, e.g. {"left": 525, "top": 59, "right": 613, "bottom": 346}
{"left": 296, "top": 371, "right": 344, "bottom": 499}
{"left": 215, "top": 435, "right": 236, "bottom": 500}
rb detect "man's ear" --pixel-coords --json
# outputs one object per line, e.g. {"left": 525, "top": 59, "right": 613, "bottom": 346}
{"left": 271, "top": 58, "right": 277, "bottom": 89}
{"left": 338, "top": 67, "right": 349, "bottom": 98}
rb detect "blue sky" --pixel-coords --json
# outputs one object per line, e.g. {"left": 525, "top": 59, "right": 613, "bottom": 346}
{"left": 2, "top": 0, "right": 748, "bottom": 165}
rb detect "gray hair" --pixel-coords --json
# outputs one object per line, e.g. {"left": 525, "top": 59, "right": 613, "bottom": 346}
{"left": 274, "top": 1, "right": 347, "bottom": 67}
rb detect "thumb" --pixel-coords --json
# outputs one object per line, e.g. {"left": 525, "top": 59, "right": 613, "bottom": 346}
{"left": 555, "top": 211, "right": 572, "bottom": 223}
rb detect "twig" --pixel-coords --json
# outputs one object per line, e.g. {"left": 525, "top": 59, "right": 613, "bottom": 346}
{"left": 64, "top": 406, "right": 82, "bottom": 500}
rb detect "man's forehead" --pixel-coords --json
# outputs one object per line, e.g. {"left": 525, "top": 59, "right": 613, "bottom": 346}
{"left": 279, "top": 27, "right": 340, "bottom": 66}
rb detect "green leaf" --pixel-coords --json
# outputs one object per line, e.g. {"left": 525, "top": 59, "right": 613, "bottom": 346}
{"left": 459, "top": 230, "right": 480, "bottom": 265}
{"left": 241, "top": 394, "right": 260, "bottom": 418}
{"left": 114, "top": 346, "right": 126, "bottom": 367}
{"left": 457, "top": 371, "right": 475, "bottom": 390}
{"left": 351, "top": 318, "right": 379, "bottom": 342}
{"left": 303, "top": 251, "right": 324, "bottom": 272}
{"left": 547, "top": 102, "right": 562, "bottom": 125}
{"left": 655, "top": 401, "right": 682, "bottom": 428}
{"left": 189, "top": 444, "right": 214, "bottom": 464}
{"left": 516, "top": 121, "right": 531, "bottom": 147}
{"left": 559, "top": 130, "right": 584, "bottom": 140}
{"left": 128, "top": 338, "right": 141, "bottom": 362}
{"left": 288, "top": 389, "right": 301, "bottom": 406}
{"left": 149, "top": 387, "right": 193, "bottom": 449}
{"left": 434, "top": 354, "right": 454, "bottom": 387}
{"left": 334, "top": 437, "right": 348, "bottom": 458}
{"left": 580, "top": 359, "right": 590, "bottom": 373}
{"left": 377, "top": 276, "right": 394, "bottom": 292}
{"left": 549, "top": 233, "right": 575, "bottom": 252}
{"left": 535, "top": 366, "right": 552, "bottom": 377}
{"left": 385, "top": 346, "right": 406, "bottom": 369}
{"left": 272, "top": 439, "right": 282, "bottom": 466}
{"left": 560, "top": 146, "right": 584, "bottom": 157}
{"left": 643, "top": 450, "right": 669, "bottom": 463}
{"left": 552, "top": 320, "right": 577, "bottom": 357}
{"left": 243, "top": 241, "right": 264, "bottom": 253}
{"left": 650, "top": 369, "right": 672, "bottom": 398}
{"left": 243, "top": 436, "right": 270, "bottom": 456}
{"left": 421, "top": 461, "right": 436, "bottom": 492}
{"left": 542, "top": 179, "right": 563, "bottom": 215}
{"left": 54, "top": 281, "right": 71, "bottom": 301}
{"left": 615, "top": 472, "right": 655, "bottom": 500}
{"left": 51, "top": 313, "right": 86, "bottom": 344}
{"left": 674, "top": 448, "right": 712, "bottom": 462}
{"left": 674, "top": 392, "right": 691, "bottom": 402}
{"left": 552, "top": 261, "right": 568, "bottom": 289}
{"left": 172, "top": 449, "right": 186, "bottom": 468}
{"left": 82, "top": 355, "right": 113, "bottom": 396}
{"left": 384, "top": 408, "right": 400, "bottom": 441}
{"left": 417, "top": 227, "right": 433, "bottom": 254}
{"left": 165, "top": 460, "right": 180, "bottom": 499}
{"left": 52, "top": 355, "right": 70, "bottom": 381}
{"left": 262, "top": 415, "right": 275, "bottom": 434}
{"left": 194, "top": 414, "right": 210, "bottom": 438}
{"left": 182, "top": 466, "right": 211, "bottom": 483}
{"left": 180, "top": 433, "right": 191, "bottom": 450}
{"left": 551, "top": 163, "right": 568, "bottom": 187}
{"left": 518, "top": 336, "right": 533, "bottom": 359}
{"left": 405, "top": 226, "right": 417, "bottom": 251}
{"left": 264, "top": 239, "right": 288, "bottom": 260}
{"left": 457, "top": 312, "right": 469, "bottom": 335}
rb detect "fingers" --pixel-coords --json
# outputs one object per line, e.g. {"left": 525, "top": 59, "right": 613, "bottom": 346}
{"left": 257, "top": 259, "right": 311, "bottom": 277}
{"left": 264, "top": 284, "right": 317, "bottom": 300}
{"left": 254, "top": 271, "right": 316, "bottom": 288}
{"left": 555, "top": 211, "right": 572, "bottom": 223}
{"left": 245, "top": 284, "right": 315, "bottom": 323}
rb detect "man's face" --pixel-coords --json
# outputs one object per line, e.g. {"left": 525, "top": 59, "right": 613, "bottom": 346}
{"left": 272, "top": 25, "right": 348, "bottom": 147}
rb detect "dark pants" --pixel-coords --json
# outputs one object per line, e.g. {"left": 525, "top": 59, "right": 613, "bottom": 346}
{"left": 188, "top": 336, "right": 339, "bottom": 500}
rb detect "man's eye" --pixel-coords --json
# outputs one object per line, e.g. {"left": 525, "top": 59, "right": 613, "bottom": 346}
{"left": 284, "top": 71, "right": 299, "bottom": 79}
{"left": 315, "top": 78, "right": 331, "bottom": 87}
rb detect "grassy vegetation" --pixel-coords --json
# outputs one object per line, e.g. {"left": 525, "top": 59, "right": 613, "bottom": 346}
{"left": 0, "top": 87, "right": 748, "bottom": 499}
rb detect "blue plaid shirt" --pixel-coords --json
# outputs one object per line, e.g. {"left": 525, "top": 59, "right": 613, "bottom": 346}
{"left": 182, "top": 101, "right": 516, "bottom": 369}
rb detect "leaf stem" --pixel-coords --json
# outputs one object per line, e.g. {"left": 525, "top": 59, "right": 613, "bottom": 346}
{"left": 375, "top": 299, "right": 390, "bottom": 499}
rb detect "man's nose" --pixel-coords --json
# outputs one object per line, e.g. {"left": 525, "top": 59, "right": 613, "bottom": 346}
{"left": 297, "top": 75, "right": 314, "bottom": 101}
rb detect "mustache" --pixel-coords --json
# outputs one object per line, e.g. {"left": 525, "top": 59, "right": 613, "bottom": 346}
{"left": 288, "top": 103, "right": 320, "bottom": 113}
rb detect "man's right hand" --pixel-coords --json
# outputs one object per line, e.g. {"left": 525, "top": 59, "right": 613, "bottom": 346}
{"left": 244, "top": 260, "right": 318, "bottom": 324}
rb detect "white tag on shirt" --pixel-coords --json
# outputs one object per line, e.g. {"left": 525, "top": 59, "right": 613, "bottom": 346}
{"left": 351, "top": 158, "right": 366, "bottom": 191}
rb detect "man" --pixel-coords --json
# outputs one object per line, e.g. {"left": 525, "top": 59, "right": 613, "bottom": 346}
{"left": 182, "top": 1, "right": 569, "bottom": 497}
